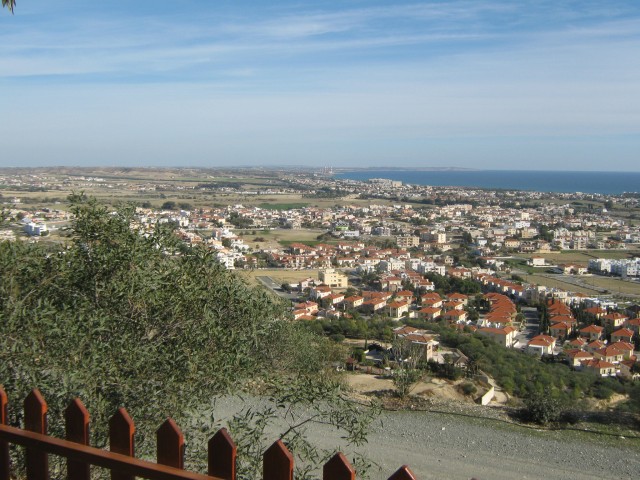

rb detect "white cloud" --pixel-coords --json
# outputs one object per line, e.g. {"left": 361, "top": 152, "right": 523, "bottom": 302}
{"left": 1, "top": 1, "right": 639, "bottom": 169}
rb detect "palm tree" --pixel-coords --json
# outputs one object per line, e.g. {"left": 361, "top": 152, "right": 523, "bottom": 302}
{"left": 2, "top": 0, "right": 15, "bottom": 13}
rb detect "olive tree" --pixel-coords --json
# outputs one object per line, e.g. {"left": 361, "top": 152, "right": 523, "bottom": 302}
{"left": 2, "top": 0, "right": 15, "bottom": 13}
{"left": 390, "top": 338, "right": 426, "bottom": 398}
{"left": 0, "top": 194, "right": 375, "bottom": 478}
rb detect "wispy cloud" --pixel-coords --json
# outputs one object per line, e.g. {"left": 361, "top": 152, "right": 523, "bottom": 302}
{"left": 1, "top": 1, "right": 639, "bottom": 169}
{"left": 3, "top": 2, "right": 639, "bottom": 80}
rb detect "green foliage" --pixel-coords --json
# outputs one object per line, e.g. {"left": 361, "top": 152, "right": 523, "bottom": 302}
{"left": 0, "top": 194, "right": 373, "bottom": 477}
{"left": 427, "top": 321, "right": 628, "bottom": 406}
{"left": 427, "top": 359, "right": 463, "bottom": 381}
{"left": 312, "top": 316, "right": 395, "bottom": 342}
{"left": 538, "top": 303, "right": 550, "bottom": 333}
{"left": 227, "top": 212, "right": 253, "bottom": 229}
{"left": 390, "top": 339, "right": 426, "bottom": 398}
{"left": 351, "top": 348, "right": 365, "bottom": 363}
{"left": 592, "top": 384, "right": 614, "bottom": 400}
{"left": 521, "top": 389, "right": 566, "bottom": 425}
{"left": 424, "top": 272, "right": 480, "bottom": 295}
{"left": 2, "top": 0, "right": 15, "bottom": 14}
{"left": 461, "top": 382, "right": 477, "bottom": 396}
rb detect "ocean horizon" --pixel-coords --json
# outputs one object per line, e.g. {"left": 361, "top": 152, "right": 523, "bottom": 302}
{"left": 334, "top": 169, "right": 640, "bottom": 195}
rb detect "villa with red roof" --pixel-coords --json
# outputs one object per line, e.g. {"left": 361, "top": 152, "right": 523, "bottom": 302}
{"left": 626, "top": 317, "right": 640, "bottom": 334}
{"left": 585, "top": 340, "right": 607, "bottom": 353}
{"left": 549, "top": 321, "right": 573, "bottom": 340}
{"left": 394, "top": 290, "right": 415, "bottom": 305}
{"left": 594, "top": 345, "right": 626, "bottom": 364}
{"left": 447, "top": 293, "right": 469, "bottom": 305}
{"left": 566, "top": 349, "right": 593, "bottom": 367}
{"left": 584, "top": 306, "right": 606, "bottom": 319}
{"left": 310, "top": 285, "right": 332, "bottom": 300}
{"left": 443, "top": 309, "right": 468, "bottom": 324}
{"left": 580, "top": 324, "right": 604, "bottom": 341}
{"left": 387, "top": 301, "right": 409, "bottom": 320}
{"left": 362, "top": 297, "right": 387, "bottom": 314}
{"left": 609, "top": 341, "right": 635, "bottom": 360}
{"left": 611, "top": 328, "right": 634, "bottom": 344}
{"left": 602, "top": 312, "right": 628, "bottom": 329}
{"left": 421, "top": 293, "right": 443, "bottom": 307}
{"left": 418, "top": 306, "right": 442, "bottom": 321}
{"left": 326, "top": 293, "right": 345, "bottom": 307}
{"left": 527, "top": 334, "right": 556, "bottom": 356}
{"left": 477, "top": 326, "right": 517, "bottom": 348}
{"left": 344, "top": 295, "right": 364, "bottom": 310}
{"left": 580, "top": 359, "right": 616, "bottom": 376}
{"left": 567, "top": 337, "right": 587, "bottom": 350}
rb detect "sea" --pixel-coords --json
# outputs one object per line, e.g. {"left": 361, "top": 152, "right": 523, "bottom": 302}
{"left": 334, "top": 170, "right": 640, "bottom": 195}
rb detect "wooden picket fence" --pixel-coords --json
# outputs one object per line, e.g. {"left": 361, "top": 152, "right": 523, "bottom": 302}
{"left": 0, "top": 387, "right": 417, "bottom": 480}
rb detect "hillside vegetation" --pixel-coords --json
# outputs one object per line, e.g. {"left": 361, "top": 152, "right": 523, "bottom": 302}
{"left": 0, "top": 195, "right": 371, "bottom": 477}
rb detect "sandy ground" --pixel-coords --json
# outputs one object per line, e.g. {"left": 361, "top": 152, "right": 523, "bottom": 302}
{"left": 345, "top": 372, "right": 508, "bottom": 406}
{"left": 347, "top": 373, "right": 466, "bottom": 401}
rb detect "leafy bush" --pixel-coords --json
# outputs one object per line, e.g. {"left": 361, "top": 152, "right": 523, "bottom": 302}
{"left": 461, "top": 382, "right": 477, "bottom": 396}
{"left": 427, "top": 321, "right": 631, "bottom": 406}
{"left": 592, "top": 384, "right": 614, "bottom": 400}
{"left": 521, "top": 389, "right": 566, "bottom": 425}
{"left": 0, "top": 195, "right": 374, "bottom": 478}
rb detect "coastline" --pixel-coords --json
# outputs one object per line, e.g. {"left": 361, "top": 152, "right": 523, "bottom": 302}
{"left": 333, "top": 169, "right": 640, "bottom": 195}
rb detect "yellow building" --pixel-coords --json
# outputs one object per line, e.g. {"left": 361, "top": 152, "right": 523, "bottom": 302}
{"left": 318, "top": 268, "right": 348, "bottom": 288}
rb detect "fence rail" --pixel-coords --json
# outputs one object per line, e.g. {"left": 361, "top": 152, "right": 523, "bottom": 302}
{"left": 0, "top": 387, "right": 417, "bottom": 480}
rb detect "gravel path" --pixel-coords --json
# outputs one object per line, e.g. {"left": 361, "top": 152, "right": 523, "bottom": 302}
{"left": 209, "top": 396, "right": 640, "bottom": 480}
{"left": 340, "top": 409, "right": 640, "bottom": 480}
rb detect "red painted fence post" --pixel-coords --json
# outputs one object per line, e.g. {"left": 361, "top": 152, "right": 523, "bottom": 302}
{"left": 24, "top": 389, "right": 48, "bottom": 480}
{"left": 388, "top": 465, "right": 418, "bottom": 480}
{"left": 0, "top": 387, "right": 9, "bottom": 480}
{"left": 109, "top": 408, "right": 135, "bottom": 480}
{"left": 65, "top": 398, "right": 91, "bottom": 480}
{"left": 323, "top": 452, "right": 355, "bottom": 480}
{"left": 208, "top": 428, "right": 237, "bottom": 480}
{"left": 263, "top": 440, "right": 293, "bottom": 480}
{"left": 156, "top": 418, "right": 184, "bottom": 469}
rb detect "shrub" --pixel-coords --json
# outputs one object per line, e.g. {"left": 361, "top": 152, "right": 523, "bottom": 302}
{"left": 330, "top": 333, "right": 346, "bottom": 342}
{"left": 461, "top": 382, "right": 477, "bottom": 396}
{"left": 592, "top": 384, "right": 614, "bottom": 400}
{"left": 521, "top": 389, "right": 566, "bottom": 425}
{"left": 0, "top": 195, "right": 375, "bottom": 478}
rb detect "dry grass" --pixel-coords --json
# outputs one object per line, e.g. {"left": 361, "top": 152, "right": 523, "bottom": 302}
{"left": 580, "top": 277, "right": 640, "bottom": 295}
{"left": 522, "top": 273, "right": 640, "bottom": 296}
{"left": 238, "top": 228, "right": 327, "bottom": 249}
{"left": 239, "top": 268, "right": 320, "bottom": 286}
{"left": 537, "top": 251, "right": 634, "bottom": 265}
{"left": 522, "top": 274, "right": 602, "bottom": 295}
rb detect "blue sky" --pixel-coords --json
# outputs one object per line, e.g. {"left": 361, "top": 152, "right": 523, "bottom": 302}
{"left": 1, "top": 1, "right": 639, "bottom": 170}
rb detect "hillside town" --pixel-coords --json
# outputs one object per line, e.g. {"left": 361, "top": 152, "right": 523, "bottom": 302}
{"left": 2, "top": 169, "right": 639, "bottom": 388}
{"left": 4, "top": 2, "right": 640, "bottom": 478}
